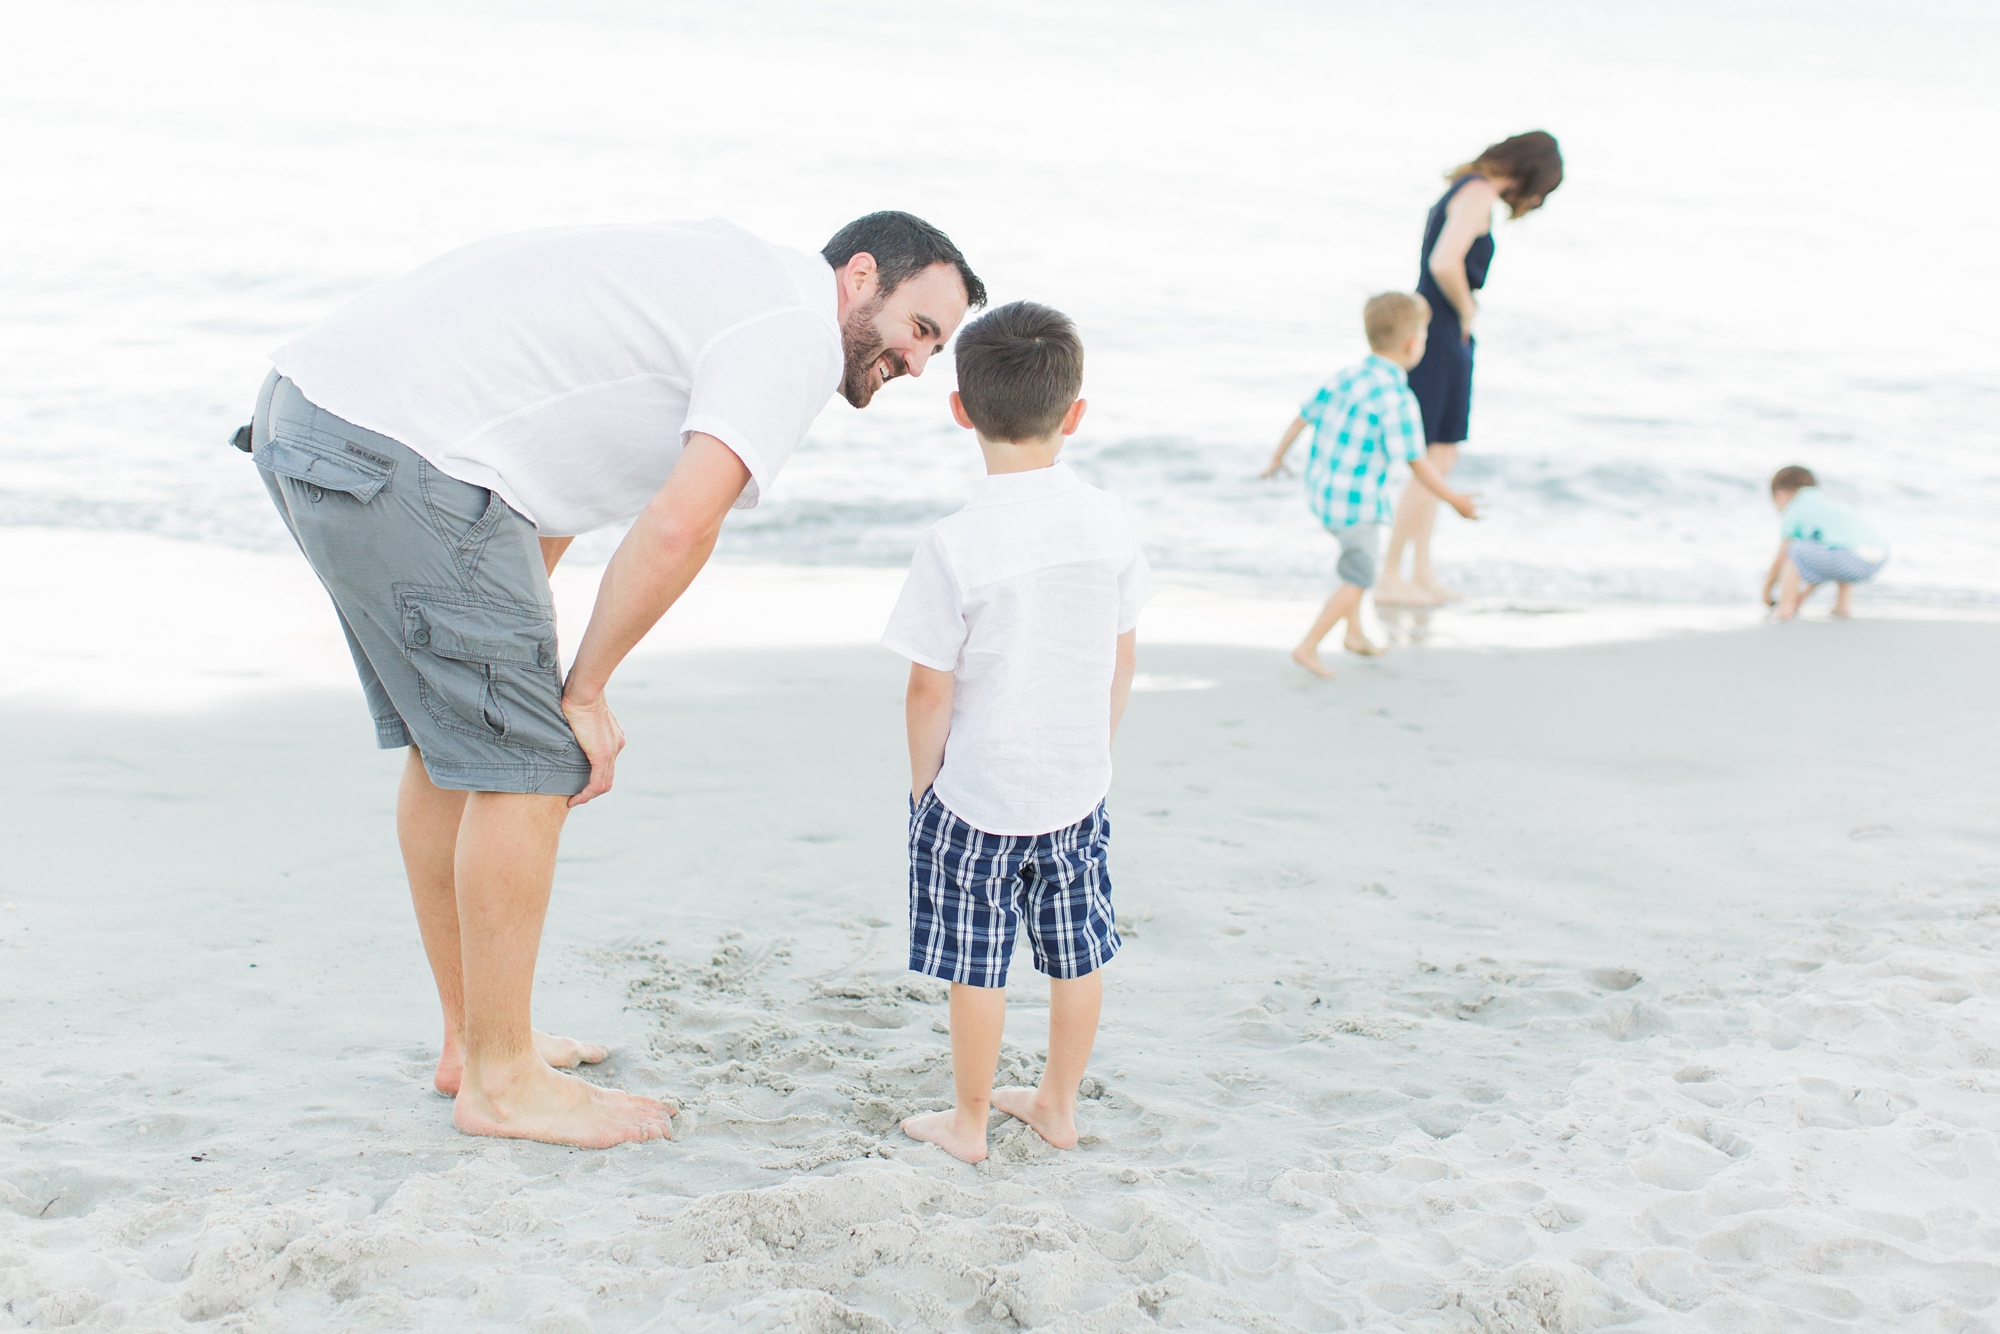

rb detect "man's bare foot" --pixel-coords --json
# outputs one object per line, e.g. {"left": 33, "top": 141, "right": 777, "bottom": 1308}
{"left": 1291, "top": 646, "right": 1336, "bottom": 679}
{"left": 992, "top": 1086, "right": 1079, "bottom": 1150}
{"left": 901, "top": 1108, "right": 989, "bottom": 1164}
{"left": 435, "top": 1028, "right": 611, "bottom": 1096}
{"left": 1375, "top": 580, "right": 1442, "bottom": 608}
{"left": 1418, "top": 580, "right": 1463, "bottom": 602}
{"left": 453, "top": 1059, "right": 675, "bottom": 1148}
{"left": 1343, "top": 634, "right": 1384, "bottom": 657}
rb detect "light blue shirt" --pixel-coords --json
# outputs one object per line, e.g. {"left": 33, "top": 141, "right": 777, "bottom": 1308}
{"left": 1781, "top": 487, "right": 1887, "bottom": 553}
{"left": 1299, "top": 355, "right": 1425, "bottom": 529}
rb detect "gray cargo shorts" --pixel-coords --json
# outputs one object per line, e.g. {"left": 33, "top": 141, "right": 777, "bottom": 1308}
{"left": 251, "top": 371, "right": 590, "bottom": 795}
{"left": 1331, "top": 522, "right": 1382, "bottom": 589}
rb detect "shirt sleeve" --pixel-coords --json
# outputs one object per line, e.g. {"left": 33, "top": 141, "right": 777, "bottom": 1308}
{"left": 1300, "top": 384, "right": 1333, "bottom": 425}
{"left": 1117, "top": 543, "right": 1157, "bottom": 635}
{"left": 1389, "top": 384, "right": 1426, "bottom": 463}
{"left": 1778, "top": 492, "right": 1811, "bottom": 541}
{"left": 681, "top": 308, "right": 841, "bottom": 511}
{"left": 880, "top": 530, "right": 966, "bottom": 672}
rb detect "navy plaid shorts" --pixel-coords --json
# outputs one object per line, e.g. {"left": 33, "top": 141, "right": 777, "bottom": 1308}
{"left": 907, "top": 790, "right": 1120, "bottom": 988}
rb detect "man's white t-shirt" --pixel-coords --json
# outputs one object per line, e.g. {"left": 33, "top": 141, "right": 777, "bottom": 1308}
{"left": 270, "top": 219, "right": 842, "bottom": 536}
{"left": 881, "top": 463, "right": 1155, "bottom": 837}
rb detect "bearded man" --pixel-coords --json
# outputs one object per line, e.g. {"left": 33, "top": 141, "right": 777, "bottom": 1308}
{"left": 246, "top": 212, "right": 983, "bottom": 1147}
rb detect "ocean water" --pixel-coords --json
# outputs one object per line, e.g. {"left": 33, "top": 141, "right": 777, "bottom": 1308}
{"left": 3, "top": 0, "right": 1995, "bottom": 609}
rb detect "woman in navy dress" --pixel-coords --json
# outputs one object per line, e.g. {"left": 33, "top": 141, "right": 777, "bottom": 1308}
{"left": 1378, "top": 131, "right": 1563, "bottom": 606}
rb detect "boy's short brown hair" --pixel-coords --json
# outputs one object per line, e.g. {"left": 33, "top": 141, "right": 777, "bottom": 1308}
{"left": 1771, "top": 465, "right": 1817, "bottom": 494}
{"left": 953, "top": 300, "right": 1083, "bottom": 442}
{"left": 1364, "top": 292, "right": 1431, "bottom": 353}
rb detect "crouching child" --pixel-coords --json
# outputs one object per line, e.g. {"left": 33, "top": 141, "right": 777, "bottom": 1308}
{"left": 1764, "top": 465, "right": 1890, "bottom": 620}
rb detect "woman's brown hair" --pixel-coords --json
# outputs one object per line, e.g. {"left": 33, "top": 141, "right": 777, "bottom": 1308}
{"left": 1449, "top": 131, "right": 1564, "bottom": 218}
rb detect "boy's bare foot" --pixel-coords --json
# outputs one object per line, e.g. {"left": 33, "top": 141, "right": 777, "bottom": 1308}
{"left": 901, "top": 1108, "right": 989, "bottom": 1164}
{"left": 453, "top": 1059, "right": 675, "bottom": 1148}
{"left": 435, "top": 1029, "right": 611, "bottom": 1096}
{"left": 1291, "top": 646, "right": 1336, "bottom": 679}
{"left": 1374, "top": 579, "right": 1442, "bottom": 608}
{"left": 992, "top": 1086, "right": 1078, "bottom": 1150}
{"left": 1342, "top": 634, "right": 1384, "bottom": 657}
{"left": 535, "top": 1031, "right": 610, "bottom": 1070}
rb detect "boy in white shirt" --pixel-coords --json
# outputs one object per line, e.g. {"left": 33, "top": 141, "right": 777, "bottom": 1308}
{"left": 881, "top": 301, "right": 1154, "bottom": 1164}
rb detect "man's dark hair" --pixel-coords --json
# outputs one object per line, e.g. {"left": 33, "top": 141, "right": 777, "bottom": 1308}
{"left": 1771, "top": 464, "right": 1817, "bottom": 494}
{"left": 953, "top": 301, "right": 1083, "bottom": 442}
{"left": 823, "top": 211, "right": 986, "bottom": 308}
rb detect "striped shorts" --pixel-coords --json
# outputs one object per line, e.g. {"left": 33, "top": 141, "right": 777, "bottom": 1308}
{"left": 1790, "top": 538, "right": 1885, "bottom": 586}
{"left": 908, "top": 790, "right": 1120, "bottom": 988}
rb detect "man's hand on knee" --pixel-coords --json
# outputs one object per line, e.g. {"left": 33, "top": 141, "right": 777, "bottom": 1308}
{"left": 560, "top": 691, "right": 625, "bottom": 806}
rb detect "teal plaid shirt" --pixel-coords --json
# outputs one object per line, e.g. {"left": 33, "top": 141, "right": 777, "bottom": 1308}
{"left": 1299, "top": 354, "right": 1426, "bottom": 528}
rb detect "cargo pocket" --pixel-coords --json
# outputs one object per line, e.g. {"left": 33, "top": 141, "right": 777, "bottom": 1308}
{"left": 254, "top": 426, "right": 396, "bottom": 502}
{"left": 395, "top": 587, "right": 578, "bottom": 755}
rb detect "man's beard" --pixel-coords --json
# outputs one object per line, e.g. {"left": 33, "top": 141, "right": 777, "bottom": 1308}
{"left": 838, "top": 294, "right": 908, "bottom": 408}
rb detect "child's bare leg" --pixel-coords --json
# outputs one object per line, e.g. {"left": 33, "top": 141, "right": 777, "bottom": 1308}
{"left": 1832, "top": 582, "right": 1853, "bottom": 618}
{"left": 1293, "top": 584, "right": 1363, "bottom": 678}
{"left": 901, "top": 982, "right": 1006, "bottom": 1163}
{"left": 1773, "top": 560, "right": 1814, "bottom": 620}
{"left": 1342, "top": 591, "right": 1382, "bottom": 656}
{"left": 993, "top": 969, "right": 1102, "bottom": 1150}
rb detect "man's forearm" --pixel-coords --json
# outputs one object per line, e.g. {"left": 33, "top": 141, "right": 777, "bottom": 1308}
{"left": 564, "top": 528, "right": 717, "bottom": 702}
{"left": 563, "top": 434, "right": 748, "bottom": 703}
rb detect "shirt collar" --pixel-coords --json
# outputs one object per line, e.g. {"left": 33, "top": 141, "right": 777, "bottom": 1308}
{"left": 962, "top": 460, "right": 1082, "bottom": 509}
{"left": 1362, "top": 353, "right": 1409, "bottom": 385}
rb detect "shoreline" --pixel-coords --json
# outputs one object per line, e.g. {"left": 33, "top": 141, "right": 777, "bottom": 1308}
{"left": 8, "top": 525, "right": 1990, "bottom": 713}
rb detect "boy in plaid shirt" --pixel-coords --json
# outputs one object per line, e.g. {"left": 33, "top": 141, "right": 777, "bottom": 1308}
{"left": 1262, "top": 293, "right": 1478, "bottom": 677}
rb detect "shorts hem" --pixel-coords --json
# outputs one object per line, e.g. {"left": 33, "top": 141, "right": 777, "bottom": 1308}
{"left": 908, "top": 956, "right": 1011, "bottom": 988}
{"left": 420, "top": 758, "right": 591, "bottom": 796}
{"left": 374, "top": 719, "right": 414, "bottom": 749}
{"left": 1031, "top": 940, "right": 1119, "bottom": 981}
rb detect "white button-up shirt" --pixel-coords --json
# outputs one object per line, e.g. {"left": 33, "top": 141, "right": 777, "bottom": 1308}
{"left": 881, "top": 462, "right": 1155, "bottom": 836}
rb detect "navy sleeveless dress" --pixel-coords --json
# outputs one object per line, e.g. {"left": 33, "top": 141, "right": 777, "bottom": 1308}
{"left": 1408, "top": 175, "right": 1493, "bottom": 444}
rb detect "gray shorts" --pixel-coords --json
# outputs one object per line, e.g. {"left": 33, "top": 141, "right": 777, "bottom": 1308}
{"left": 1331, "top": 523, "right": 1382, "bottom": 589}
{"left": 252, "top": 372, "right": 590, "bottom": 795}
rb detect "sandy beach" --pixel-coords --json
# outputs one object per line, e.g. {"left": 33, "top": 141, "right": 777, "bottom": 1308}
{"left": 5, "top": 609, "right": 1996, "bottom": 1331}
{"left": 5, "top": 1, "right": 1998, "bottom": 1327}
